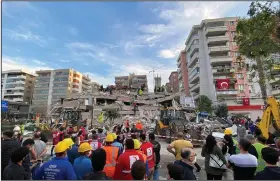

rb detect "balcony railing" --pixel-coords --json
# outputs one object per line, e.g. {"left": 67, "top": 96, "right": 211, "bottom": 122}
{"left": 272, "top": 89, "right": 280, "bottom": 95}
{"left": 189, "top": 72, "right": 200, "bottom": 84}
{"left": 207, "top": 35, "right": 228, "bottom": 44}
{"left": 188, "top": 52, "right": 199, "bottom": 68}
{"left": 190, "top": 83, "right": 199, "bottom": 92}
{"left": 206, "top": 26, "right": 227, "bottom": 35}
{"left": 211, "top": 56, "right": 232, "bottom": 64}
{"left": 209, "top": 46, "right": 229, "bottom": 53}
{"left": 216, "top": 89, "right": 238, "bottom": 95}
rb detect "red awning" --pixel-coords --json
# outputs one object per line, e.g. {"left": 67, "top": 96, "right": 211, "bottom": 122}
{"left": 228, "top": 105, "right": 264, "bottom": 111}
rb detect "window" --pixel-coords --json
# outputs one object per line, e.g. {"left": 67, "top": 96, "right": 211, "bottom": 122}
{"left": 53, "top": 89, "right": 66, "bottom": 93}
{"left": 34, "top": 90, "right": 49, "bottom": 94}
{"left": 73, "top": 79, "right": 80, "bottom": 83}
{"left": 33, "top": 95, "right": 48, "bottom": 100}
{"left": 53, "top": 83, "right": 68, "bottom": 87}
{"left": 238, "top": 84, "right": 244, "bottom": 91}
{"left": 236, "top": 73, "right": 243, "bottom": 79}
{"left": 35, "top": 83, "right": 49, "bottom": 88}
{"left": 230, "top": 21, "right": 235, "bottom": 26}
{"left": 231, "top": 31, "right": 236, "bottom": 37}
{"left": 73, "top": 85, "right": 79, "bottom": 88}
{"left": 53, "top": 77, "right": 68, "bottom": 82}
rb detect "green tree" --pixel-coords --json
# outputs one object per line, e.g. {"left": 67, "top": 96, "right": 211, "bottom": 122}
{"left": 214, "top": 103, "right": 228, "bottom": 118}
{"left": 235, "top": 1, "right": 280, "bottom": 101}
{"left": 103, "top": 108, "right": 120, "bottom": 127}
{"left": 197, "top": 95, "right": 213, "bottom": 114}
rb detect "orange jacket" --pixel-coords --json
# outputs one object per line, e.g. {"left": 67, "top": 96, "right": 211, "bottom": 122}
{"left": 135, "top": 123, "right": 143, "bottom": 130}
{"left": 103, "top": 145, "right": 119, "bottom": 178}
{"left": 113, "top": 149, "right": 145, "bottom": 180}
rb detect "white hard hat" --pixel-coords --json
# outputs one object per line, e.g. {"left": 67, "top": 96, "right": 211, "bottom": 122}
{"left": 13, "top": 126, "right": 20, "bottom": 132}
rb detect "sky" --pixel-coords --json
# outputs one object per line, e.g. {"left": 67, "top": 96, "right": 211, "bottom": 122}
{"left": 2, "top": 1, "right": 252, "bottom": 91}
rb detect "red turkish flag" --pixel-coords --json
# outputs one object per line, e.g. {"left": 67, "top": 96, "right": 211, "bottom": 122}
{"left": 243, "top": 98, "right": 250, "bottom": 105}
{"left": 216, "top": 79, "right": 230, "bottom": 90}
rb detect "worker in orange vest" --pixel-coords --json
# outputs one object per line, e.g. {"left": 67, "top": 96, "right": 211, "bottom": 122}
{"left": 103, "top": 133, "right": 120, "bottom": 178}
{"left": 135, "top": 121, "right": 143, "bottom": 134}
{"left": 134, "top": 139, "right": 149, "bottom": 179}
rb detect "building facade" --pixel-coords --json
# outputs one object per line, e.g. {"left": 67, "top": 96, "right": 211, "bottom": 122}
{"left": 169, "top": 71, "right": 179, "bottom": 93}
{"left": 185, "top": 17, "right": 264, "bottom": 119}
{"left": 267, "top": 54, "right": 280, "bottom": 99}
{"left": 1, "top": 69, "right": 36, "bottom": 103}
{"left": 115, "top": 74, "right": 148, "bottom": 91}
{"left": 177, "top": 50, "right": 190, "bottom": 95}
{"left": 32, "top": 69, "right": 91, "bottom": 115}
{"left": 154, "top": 76, "right": 162, "bottom": 89}
{"left": 165, "top": 83, "right": 171, "bottom": 93}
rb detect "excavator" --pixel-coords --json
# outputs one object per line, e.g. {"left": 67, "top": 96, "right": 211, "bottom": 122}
{"left": 257, "top": 96, "right": 280, "bottom": 139}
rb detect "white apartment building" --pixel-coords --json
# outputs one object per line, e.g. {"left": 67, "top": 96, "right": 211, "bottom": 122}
{"left": 32, "top": 69, "right": 91, "bottom": 115}
{"left": 185, "top": 17, "right": 264, "bottom": 120}
{"left": 1, "top": 69, "right": 36, "bottom": 103}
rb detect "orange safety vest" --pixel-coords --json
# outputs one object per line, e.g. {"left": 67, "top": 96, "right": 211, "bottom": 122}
{"left": 103, "top": 146, "right": 119, "bottom": 178}
{"left": 136, "top": 123, "right": 143, "bottom": 130}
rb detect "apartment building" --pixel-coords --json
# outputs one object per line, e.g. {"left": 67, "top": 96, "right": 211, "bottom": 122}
{"left": 1, "top": 69, "right": 36, "bottom": 103}
{"left": 169, "top": 71, "right": 179, "bottom": 93}
{"left": 32, "top": 69, "right": 91, "bottom": 115}
{"left": 115, "top": 74, "right": 148, "bottom": 91}
{"left": 185, "top": 17, "right": 264, "bottom": 120}
{"left": 177, "top": 50, "right": 190, "bottom": 95}
{"left": 154, "top": 76, "right": 162, "bottom": 89}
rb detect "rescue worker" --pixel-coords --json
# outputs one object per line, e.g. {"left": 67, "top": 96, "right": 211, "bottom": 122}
{"left": 90, "top": 134, "right": 103, "bottom": 150}
{"left": 135, "top": 121, "right": 143, "bottom": 134}
{"left": 97, "top": 128, "right": 106, "bottom": 144}
{"left": 224, "top": 128, "right": 239, "bottom": 154}
{"left": 66, "top": 137, "right": 79, "bottom": 165}
{"left": 131, "top": 124, "right": 138, "bottom": 134}
{"left": 254, "top": 136, "right": 268, "bottom": 173}
{"left": 103, "top": 133, "right": 120, "bottom": 178}
{"left": 112, "top": 133, "right": 123, "bottom": 155}
{"left": 125, "top": 119, "right": 130, "bottom": 133}
{"left": 140, "top": 133, "right": 155, "bottom": 180}
{"left": 113, "top": 139, "right": 145, "bottom": 180}
{"left": 51, "top": 128, "right": 60, "bottom": 157}
{"left": 13, "top": 125, "right": 23, "bottom": 144}
{"left": 134, "top": 139, "right": 149, "bottom": 178}
{"left": 73, "top": 142, "right": 93, "bottom": 180}
{"left": 34, "top": 141, "right": 77, "bottom": 180}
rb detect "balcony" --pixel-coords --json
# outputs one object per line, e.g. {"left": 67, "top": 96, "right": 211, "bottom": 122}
{"left": 188, "top": 52, "right": 199, "bottom": 68}
{"left": 216, "top": 89, "right": 238, "bottom": 96}
{"left": 212, "top": 68, "right": 234, "bottom": 75}
{"left": 7, "top": 75, "right": 26, "bottom": 79}
{"left": 189, "top": 63, "right": 199, "bottom": 75}
{"left": 6, "top": 80, "right": 25, "bottom": 84}
{"left": 190, "top": 83, "right": 199, "bottom": 92}
{"left": 211, "top": 56, "right": 232, "bottom": 64}
{"left": 207, "top": 35, "right": 229, "bottom": 44}
{"left": 189, "top": 72, "right": 200, "bottom": 84}
{"left": 5, "top": 98, "right": 24, "bottom": 102}
{"left": 4, "top": 92, "right": 24, "bottom": 96}
{"left": 186, "top": 35, "right": 199, "bottom": 49}
{"left": 209, "top": 46, "right": 229, "bottom": 53}
{"left": 205, "top": 26, "right": 227, "bottom": 36}
{"left": 189, "top": 44, "right": 199, "bottom": 58}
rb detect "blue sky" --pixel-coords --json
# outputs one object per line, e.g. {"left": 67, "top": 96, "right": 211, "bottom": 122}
{"left": 2, "top": 1, "right": 252, "bottom": 91}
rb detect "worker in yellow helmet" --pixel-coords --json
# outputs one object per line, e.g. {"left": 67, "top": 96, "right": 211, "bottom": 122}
{"left": 103, "top": 133, "right": 120, "bottom": 178}
{"left": 133, "top": 139, "right": 149, "bottom": 179}
{"left": 33, "top": 141, "right": 77, "bottom": 179}
{"left": 63, "top": 138, "right": 75, "bottom": 149}
{"left": 112, "top": 133, "right": 124, "bottom": 155}
{"left": 73, "top": 143, "right": 93, "bottom": 180}
{"left": 224, "top": 128, "right": 239, "bottom": 154}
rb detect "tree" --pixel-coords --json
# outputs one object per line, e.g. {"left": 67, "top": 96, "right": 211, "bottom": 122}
{"left": 197, "top": 95, "right": 213, "bottom": 114}
{"left": 214, "top": 103, "right": 228, "bottom": 118}
{"left": 103, "top": 109, "right": 120, "bottom": 127}
{"left": 235, "top": 1, "right": 280, "bottom": 101}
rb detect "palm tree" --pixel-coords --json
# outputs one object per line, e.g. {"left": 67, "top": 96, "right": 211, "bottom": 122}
{"left": 104, "top": 108, "right": 121, "bottom": 127}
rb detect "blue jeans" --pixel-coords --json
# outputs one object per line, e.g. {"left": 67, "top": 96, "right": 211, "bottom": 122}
{"left": 153, "top": 165, "right": 159, "bottom": 180}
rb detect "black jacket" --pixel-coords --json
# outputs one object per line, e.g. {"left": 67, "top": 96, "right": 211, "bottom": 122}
{"left": 151, "top": 140, "right": 161, "bottom": 164}
{"left": 1, "top": 139, "right": 20, "bottom": 168}
{"left": 255, "top": 166, "right": 280, "bottom": 180}
{"left": 174, "top": 160, "right": 196, "bottom": 180}
{"left": 2, "top": 163, "right": 29, "bottom": 180}
{"left": 84, "top": 171, "right": 112, "bottom": 180}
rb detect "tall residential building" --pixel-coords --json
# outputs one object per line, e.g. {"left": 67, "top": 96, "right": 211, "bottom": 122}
{"left": 32, "top": 69, "right": 91, "bottom": 115}
{"left": 169, "top": 71, "right": 179, "bottom": 93}
{"left": 185, "top": 17, "right": 263, "bottom": 119}
{"left": 177, "top": 50, "right": 190, "bottom": 95}
{"left": 154, "top": 75, "right": 162, "bottom": 89}
{"left": 115, "top": 74, "right": 148, "bottom": 91}
{"left": 1, "top": 69, "right": 36, "bottom": 103}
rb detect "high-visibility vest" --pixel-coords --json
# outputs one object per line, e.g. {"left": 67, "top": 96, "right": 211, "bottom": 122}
{"left": 103, "top": 146, "right": 119, "bottom": 178}
{"left": 253, "top": 142, "right": 267, "bottom": 173}
{"left": 233, "top": 138, "right": 240, "bottom": 154}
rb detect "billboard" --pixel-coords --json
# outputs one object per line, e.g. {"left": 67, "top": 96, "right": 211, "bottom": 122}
{"left": 1, "top": 100, "right": 9, "bottom": 112}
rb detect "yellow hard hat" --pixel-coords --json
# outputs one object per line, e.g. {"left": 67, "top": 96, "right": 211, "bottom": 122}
{"left": 224, "top": 128, "right": 233, "bottom": 135}
{"left": 137, "top": 120, "right": 141, "bottom": 123}
{"left": 78, "top": 142, "right": 92, "bottom": 153}
{"left": 133, "top": 139, "right": 141, "bottom": 150}
{"left": 112, "top": 133, "right": 117, "bottom": 140}
{"left": 54, "top": 141, "right": 69, "bottom": 153}
{"left": 63, "top": 138, "right": 74, "bottom": 147}
{"left": 105, "top": 134, "right": 114, "bottom": 142}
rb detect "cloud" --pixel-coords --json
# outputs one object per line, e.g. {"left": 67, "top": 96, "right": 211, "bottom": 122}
{"left": 59, "top": 59, "right": 71, "bottom": 63}
{"left": 33, "top": 60, "right": 46, "bottom": 65}
{"left": 2, "top": 56, "right": 53, "bottom": 73}
{"left": 69, "top": 27, "right": 79, "bottom": 36}
{"left": 3, "top": 28, "right": 47, "bottom": 47}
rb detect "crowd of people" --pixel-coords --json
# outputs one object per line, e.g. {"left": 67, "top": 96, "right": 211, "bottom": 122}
{"left": 1, "top": 120, "right": 280, "bottom": 180}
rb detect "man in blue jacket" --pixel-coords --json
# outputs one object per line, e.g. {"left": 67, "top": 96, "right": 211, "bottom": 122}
{"left": 34, "top": 141, "right": 77, "bottom": 180}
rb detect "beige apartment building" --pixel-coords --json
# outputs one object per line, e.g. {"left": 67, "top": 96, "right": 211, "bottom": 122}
{"left": 1, "top": 69, "right": 36, "bottom": 103}
{"left": 115, "top": 74, "right": 148, "bottom": 91}
{"left": 184, "top": 17, "right": 264, "bottom": 120}
{"left": 32, "top": 69, "right": 91, "bottom": 115}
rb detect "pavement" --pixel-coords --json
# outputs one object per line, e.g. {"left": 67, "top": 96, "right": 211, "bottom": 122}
{"left": 45, "top": 139, "right": 234, "bottom": 180}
